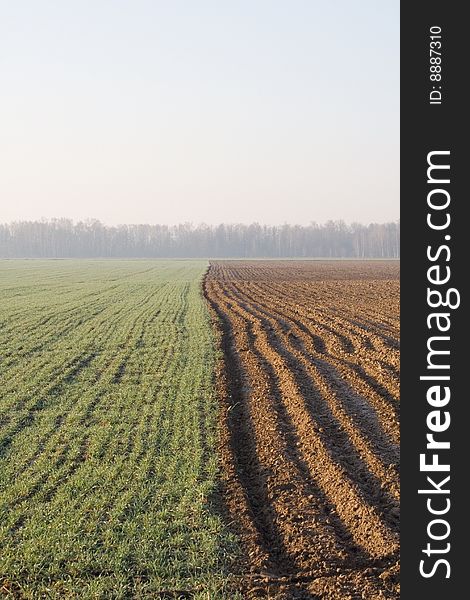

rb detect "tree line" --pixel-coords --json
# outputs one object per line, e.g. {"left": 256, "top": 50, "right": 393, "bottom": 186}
{"left": 0, "top": 219, "right": 399, "bottom": 258}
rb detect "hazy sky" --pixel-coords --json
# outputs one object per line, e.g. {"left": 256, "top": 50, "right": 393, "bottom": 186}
{"left": 0, "top": 1, "right": 399, "bottom": 226}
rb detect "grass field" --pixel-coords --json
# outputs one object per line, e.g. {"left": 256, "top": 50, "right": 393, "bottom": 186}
{"left": 0, "top": 260, "right": 237, "bottom": 599}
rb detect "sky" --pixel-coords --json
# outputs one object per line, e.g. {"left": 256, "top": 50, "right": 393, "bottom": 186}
{"left": 0, "top": 1, "right": 399, "bottom": 226}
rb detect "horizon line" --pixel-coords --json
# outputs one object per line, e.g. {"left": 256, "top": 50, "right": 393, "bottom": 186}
{"left": 1, "top": 217, "right": 401, "bottom": 228}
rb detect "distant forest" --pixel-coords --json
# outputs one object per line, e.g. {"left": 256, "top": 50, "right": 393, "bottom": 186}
{"left": 0, "top": 219, "right": 399, "bottom": 258}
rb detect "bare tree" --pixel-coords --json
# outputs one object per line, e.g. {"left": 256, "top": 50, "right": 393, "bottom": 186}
{"left": 0, "top": 220, "right": 400, "bottom": 259}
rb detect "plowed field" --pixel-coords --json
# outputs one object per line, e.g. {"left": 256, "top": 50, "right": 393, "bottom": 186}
{"left": 204, "top": 260, "right": 400, "bottom": 599}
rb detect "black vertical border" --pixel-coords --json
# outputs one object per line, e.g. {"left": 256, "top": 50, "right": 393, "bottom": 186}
{"left": 401, "top": 2, "right": 466, "bottom": 598}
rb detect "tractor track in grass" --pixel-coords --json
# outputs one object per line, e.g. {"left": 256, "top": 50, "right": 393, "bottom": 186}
{"left": 204, "top": 260, "right": 400, "bottom": 599}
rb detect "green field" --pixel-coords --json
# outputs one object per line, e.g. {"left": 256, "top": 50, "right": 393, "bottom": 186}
{"left": 0, "top": 260, "right": 237, "bottom": 598}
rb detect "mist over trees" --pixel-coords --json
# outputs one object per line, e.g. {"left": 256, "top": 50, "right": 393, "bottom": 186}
{"left": 0, "top": 219, "right": 399, "bottom": 259}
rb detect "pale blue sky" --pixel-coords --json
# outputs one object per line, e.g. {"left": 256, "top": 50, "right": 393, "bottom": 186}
{"left": 0, "top": 1, "right": 399, "bottom": 225}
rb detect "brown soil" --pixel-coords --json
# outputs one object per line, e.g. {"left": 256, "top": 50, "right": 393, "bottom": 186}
{"left": 204, "top": 261, "right": 400, "bottom": 599}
